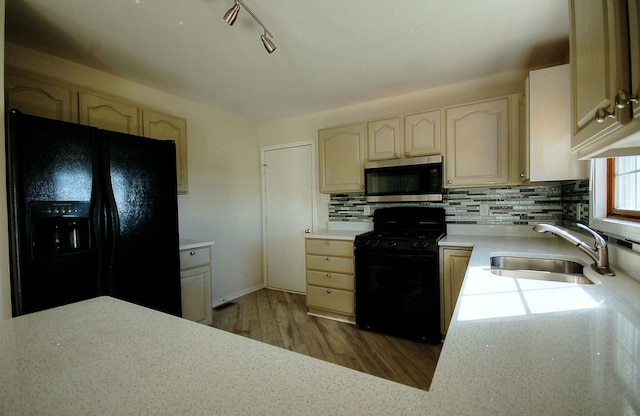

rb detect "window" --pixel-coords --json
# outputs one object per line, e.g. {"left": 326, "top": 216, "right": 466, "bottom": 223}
{"left": 607, "top": 156, "right": 640, "bottom": 221}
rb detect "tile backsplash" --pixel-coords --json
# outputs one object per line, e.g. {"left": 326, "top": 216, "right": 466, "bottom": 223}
{"left": 329, "top": 179, "right": 590, "bottom": 226}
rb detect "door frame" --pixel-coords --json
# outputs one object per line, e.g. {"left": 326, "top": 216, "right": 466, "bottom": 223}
{"left": 260, "top": 140, "right": 318, "bottom": 289}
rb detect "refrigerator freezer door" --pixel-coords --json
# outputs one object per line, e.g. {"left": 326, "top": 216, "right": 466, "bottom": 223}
{"left": 5, "top": 111, "right": 102, "bottom": 316}
{"left": 101, "top": 131, "right": 182, "bottom": 316}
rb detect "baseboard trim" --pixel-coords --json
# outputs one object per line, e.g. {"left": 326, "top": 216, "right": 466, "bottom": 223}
{"left": 211, "top": 283, "right": 266, "bottom": 308}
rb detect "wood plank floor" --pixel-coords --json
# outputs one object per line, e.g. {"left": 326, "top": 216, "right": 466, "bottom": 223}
{"left": 210, "top": 288, "right": 442, "bottom": 391}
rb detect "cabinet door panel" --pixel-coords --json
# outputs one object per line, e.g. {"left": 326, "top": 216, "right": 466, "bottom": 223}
{"left": 181, "top": 267, "right": 209, "bottom": 322}
{"left": 367, "top": 118, "right": 401, "bottom": 161}
{"left": 142, "top": 110, "right": 188, "bottom": 194}
{"left": 404, "top": 110, "right": 441, "bottom": 156}
{"left": 445, "top": 98, "right": 510, "bottom": 187}
{"left": 5, "top": 74, "right": 74, "bottom": 122}
{"left": 440, "top": 248, "right": 471, "bottom": 334}
{"left": 318, "top": 124, "right": 365, "bottom": 192}
{"left": 79, "top": 92, "right": 140, "bottom": 135}
{"left": 570, "top": 0, "right": 631, "bottom": 149}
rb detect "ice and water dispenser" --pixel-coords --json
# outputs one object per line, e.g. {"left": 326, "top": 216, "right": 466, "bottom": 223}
{"left": 29, "top": 201, "right": 91, "bottom": 258}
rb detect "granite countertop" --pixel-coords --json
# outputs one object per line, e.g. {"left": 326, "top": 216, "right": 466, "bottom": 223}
{"left": 1, "top": 235, "right": 639, "bottom": 415}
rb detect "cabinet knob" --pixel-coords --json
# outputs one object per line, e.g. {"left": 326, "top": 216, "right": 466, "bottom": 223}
{"left": 189, "top": 251, "right": 196, "bottom": 256}
{"left": 448, "top": 180, "right": 453, "bottom": 184}
{"left": 326, "top": 273, "right": 332, "bottom": 278}
{"left": 304, "top": 228, "right": 311, "bottom": 234}
{"left": 325, "top": 240, "right": 331, "bottom": 245}
{"left": 405, "top": 152, "right": 410, "bottom": 157}
{"left": 520, "top": 172, "right": 526, "bottom": 177}
{"left": 326, "top": 289, "right": 332, "bottom": 294}
{"left": 394, "top": 153, "right": 399, "bottom": 158}
{"left": 595, "top": 107, "right": 615, "bottom": 123}
{"left": 326, "top": 257, "right": 331, "bottom": 261}
{"left": 615, "top": 89, "right": 639, "bottom": 109}
{"left": 360, "top": 185, "right": 364, "bottom": 189}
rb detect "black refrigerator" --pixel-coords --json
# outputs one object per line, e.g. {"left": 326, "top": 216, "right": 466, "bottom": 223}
{"left": 5, "top": 110, "right": 182, "bottom": 317}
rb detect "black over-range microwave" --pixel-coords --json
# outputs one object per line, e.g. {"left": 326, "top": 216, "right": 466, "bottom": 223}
{"left": 364, "top": 155, "right": 443, "bottom": 202}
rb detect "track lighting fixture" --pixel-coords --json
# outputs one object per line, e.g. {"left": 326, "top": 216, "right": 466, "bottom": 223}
{"left": 223, "top": 0, "right": 277, "bottom": 54}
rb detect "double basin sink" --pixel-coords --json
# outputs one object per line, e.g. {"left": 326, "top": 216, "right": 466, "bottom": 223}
{"left": 490, "top": 255, "right": 596, "bottom": 285}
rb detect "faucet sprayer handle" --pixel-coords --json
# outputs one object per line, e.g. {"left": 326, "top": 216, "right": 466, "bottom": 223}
{"left": 576, "top": 223, "right": 607, "bottom": 248}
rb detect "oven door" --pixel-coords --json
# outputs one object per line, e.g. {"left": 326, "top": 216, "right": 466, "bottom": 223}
{"left": 354, "top": 248, "right": 440, "bottom": 342}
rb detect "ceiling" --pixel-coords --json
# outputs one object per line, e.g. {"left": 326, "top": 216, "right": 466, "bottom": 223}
{"left": 5, "top": 0, "right": 570, "bottom": 122}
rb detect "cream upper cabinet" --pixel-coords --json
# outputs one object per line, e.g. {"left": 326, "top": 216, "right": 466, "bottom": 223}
{"left": 439, "top": 247, "right": 471, "bottom": 335}
{"left": 79, "top": 92, "right": 140, "bottom": 135}
{"left": 570, "top": 0, "right": 638, "bottom": 156}
{"left": 367, "top": 112, "right": 442, "bottom": 161}
{"left": 367, "top": 117, "right": 402, "bottom": 161}
{"left": 523, "top": 65, "right": 589, "bottom": 182}
{"left": 404, "top": 110, "right": 442, "bottom": 157}
{"left": 444, "top": 96, "right": 514, "bottom": 188}
{"left": 5, "top": 73, "right": 74, "bottom": 122}
{"left": 318, "top": 124, "right": 366, "bottom": 193}
{"left": 142, "top": 110, "right": 189, "bottom": 194}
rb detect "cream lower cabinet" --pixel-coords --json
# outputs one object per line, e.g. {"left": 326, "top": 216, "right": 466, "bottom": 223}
{"left": 305, "top": 238, "right": 355, "bottom": 323}
{"left": 179, "top": 240, "right": 213, "bottom": 325}
{"left": 318, "top": 124, "right": 366, "bottom": 193}
{"left": 439, "top": 247, "right": 472, "bottom": 335}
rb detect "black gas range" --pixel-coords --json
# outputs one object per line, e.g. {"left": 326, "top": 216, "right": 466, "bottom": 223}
{"left": 354, "top": 206, "right": 446, "bottom": 342}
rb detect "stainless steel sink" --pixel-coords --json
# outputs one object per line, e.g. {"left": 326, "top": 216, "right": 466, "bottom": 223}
{"left": 490, "top": 256, "right": 596, "bottom": 285}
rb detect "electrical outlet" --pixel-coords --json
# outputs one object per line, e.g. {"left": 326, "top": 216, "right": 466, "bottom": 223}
{"left": 321, "top": 194, "right": 331, "bottom": 203}
{"left": 576, "top": 203, "right": 582, "bottom": 221}
{"left": 363, "top": 205, "right": 371, "bottom": 215}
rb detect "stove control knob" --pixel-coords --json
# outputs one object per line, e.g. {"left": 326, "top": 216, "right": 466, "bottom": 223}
{"left": 389, "top": 241, "right": 397, "bottom": 248}
{"left": 371, "top": 241, "right": 379, "bottom": 247}
{"left": 411, "top": 241, "right": 419, "bottom": 249}
{"left": 421, "top": 242, "right": 429, "bottom": 249}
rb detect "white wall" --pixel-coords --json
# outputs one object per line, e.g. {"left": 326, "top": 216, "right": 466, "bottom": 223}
{"left": 258, "top": 69, "right": 528, "bottom": 227}
{"left": 3, "top": 43, "right": 264, "bottom": 313}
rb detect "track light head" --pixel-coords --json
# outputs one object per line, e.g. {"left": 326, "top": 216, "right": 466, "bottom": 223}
{"left": 223, "top": 2, "right": 240, "bottom": 26}
{"left": 223, "top": 0, "right": 277, "bottom": 54}
{"left": 261, "top": 33, "right": 276, "bottom": 54}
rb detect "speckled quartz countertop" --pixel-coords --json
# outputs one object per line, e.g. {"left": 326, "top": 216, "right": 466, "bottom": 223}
{"left": 1, "top": 234, "right": 639, "bottom": 415}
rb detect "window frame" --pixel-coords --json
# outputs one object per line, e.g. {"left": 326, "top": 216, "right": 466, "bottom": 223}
{"left": 606, "top": 158, "right": 640, "bottom": 221}
{"left": 592, "top": 158, "right": 640, "bottom": 242}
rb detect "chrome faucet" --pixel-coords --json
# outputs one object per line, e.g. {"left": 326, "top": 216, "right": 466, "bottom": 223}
{"left": 533, "top": 223, "right": 615, "bottom": 276}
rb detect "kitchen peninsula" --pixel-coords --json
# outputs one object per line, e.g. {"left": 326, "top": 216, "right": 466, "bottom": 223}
{"left": 1, "top": 234, "right": 639, "bottom": 415}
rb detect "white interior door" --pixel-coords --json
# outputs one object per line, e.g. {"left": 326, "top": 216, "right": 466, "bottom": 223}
{"left": 262, "top": 142, "right": 315, "bottom": 293}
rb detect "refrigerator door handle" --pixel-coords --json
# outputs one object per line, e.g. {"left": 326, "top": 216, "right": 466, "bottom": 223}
{"left": 97, "top": 135, "right": 121, "bottom": 295}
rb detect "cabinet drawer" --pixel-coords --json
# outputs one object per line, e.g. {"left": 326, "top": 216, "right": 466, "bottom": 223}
{"left": 180, "top": 247, "right": 210, "bottom": 270}
{"left": 307, "top": 285, "right": 354, "bottom": 314}
{"left": 306, "top": 270, "right": 354, "bottom": 291}
{"left": 305, "top": 239, "right": 353, "bottom": 257}
{"left": 306, "top": 255, "right": 353, "bottom": 274}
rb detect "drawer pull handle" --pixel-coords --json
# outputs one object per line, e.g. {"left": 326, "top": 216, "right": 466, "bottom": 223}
{"left": 326, "top": 289, "right": 332, "bottom": 294}
{"left": 326, "top": 273, "right": 332, "bottom": 278}
{"left": 325, "top": 240, "right": 331, "bottom": 245}
{"left": 189, "top": 251, "right": 196, "bottom": 256}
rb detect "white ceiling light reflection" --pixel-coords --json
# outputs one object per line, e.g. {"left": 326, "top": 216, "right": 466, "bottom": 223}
{"left": 457, "top": 267, "right": 601, "bottom": 322}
